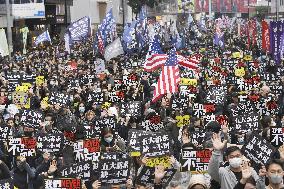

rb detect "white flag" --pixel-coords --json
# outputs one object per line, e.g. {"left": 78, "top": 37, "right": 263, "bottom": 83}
{"left": 0, "top": 29, "right": 9, "bottom": 57}
{"left": 64, "top": 33, "right": 70, "bottom": 54}
{"left": 34, "top": 30, "right": 51, "bottom": 46}
{"left": 104, "top": 38, "right": 124, "bottom": 61}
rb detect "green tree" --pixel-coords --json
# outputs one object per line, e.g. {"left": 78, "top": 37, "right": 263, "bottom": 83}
{"left": 127, "top": 0, "right": 162, "bottom": 14}
{"left": 254, "top": 6, "right": 269, "bottom": 20}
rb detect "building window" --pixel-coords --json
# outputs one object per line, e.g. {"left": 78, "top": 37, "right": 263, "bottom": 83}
{"left": 281, "top": 0, "right": 284, "bottom": 6}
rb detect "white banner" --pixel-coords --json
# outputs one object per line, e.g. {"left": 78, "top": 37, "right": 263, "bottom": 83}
{"left": 0, "top": 28, "right": 9, "bottom": 57}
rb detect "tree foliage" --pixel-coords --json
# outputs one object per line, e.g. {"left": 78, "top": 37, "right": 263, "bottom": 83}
{"left": 127, "top": 0, "right": 162, "bottom": 14}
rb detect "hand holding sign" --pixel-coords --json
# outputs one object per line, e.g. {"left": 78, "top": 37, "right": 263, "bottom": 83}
{"left": 278, "top": 145, "right": 284, "bottom": 160}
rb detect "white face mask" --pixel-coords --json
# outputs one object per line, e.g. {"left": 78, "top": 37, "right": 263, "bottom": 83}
{"left": 229, "top": 157, "right": 242, "bottom": 168}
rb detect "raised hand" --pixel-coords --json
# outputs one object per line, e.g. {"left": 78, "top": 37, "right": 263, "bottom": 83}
{"left": 48, "top": 160, "right": 57, "bottom": 174}
{"left": 212, "top": 133, "right": 227, "bottom": 151}
{"left": 92, "top": 180, "right": 101, "bottom": 189}
{"left": 278, "top": 145, "right": 284, "bottom": 160}
{"left": 154, "top": 164, "right": 166, "bottom": 184}
{"left": 240, "top": 160, "right": 252, "bottom": 184}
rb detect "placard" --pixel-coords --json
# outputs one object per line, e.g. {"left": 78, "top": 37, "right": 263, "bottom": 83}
{"left": 93, "top": 117, "right": 117, "bottom": 131}
{"left": 180, "top": 149, "right": 212, "bottom": 172}
{"left": 74, "top": 138, "right": 100, "bottom": 162}
{"left": 128, "top": 129, "right": 150, "bottom": 157}
{"left": 44, "top": 179, "right": 81, "bottom": 189}
{"left": 98, "top": 153, "right": 130, "bottom": 184}
{"left": 49, "top": 92, "right": 70, "bottom": 107}
{"left": 87, "top": 92, "right": 104, "bottom": 104}
{"left": 20, "top": 109, "right": 43, "bottom": 128}
{"left": 189, "top": 130, "right": 206, "bottom": 147}
{"left": 0, "top": 125, "right": 12, "bottom": 141}
{"left": 242, "top": 134, "right": 275, "bottom": 166}
{"left": 270, "top": 127, "right": 284, "bottom": 147}
{"left": 205, "top": 86, "right": 226, "bottom": 104}
{"left": 59, "top": 161, "right": 92, "bottom": 180}
{"left": 68, "top": 79, "right": 80, "bottom": 89}
{"left": 140, "top": 132, "right": 171, "bottom": 157}
{"left": 37, "top": 133, "right": 64, "bottom": 154}
{"left": 175, "top": 115, "right": 190, "bottom": 127}
{"left": 120, "top": 101, "right": 141, "bottom": 117}
{"left": 7, "top": 137, "right": 37, "bottom": 157}
{"left": 108, "top": 91, "right": 125, "bottom": 103}
{"left": 232, "top": 113, "right": 259, "bottom": 134}
{"left": 0, "top": 179, "right": 13, "bottom": 189}
{"left": 141, "top": 117, "right": 164, "bottom": 132}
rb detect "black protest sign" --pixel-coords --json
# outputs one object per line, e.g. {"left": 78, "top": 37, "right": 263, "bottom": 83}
{"left": 67, "top": 79, "right": 80, "bottom": 89}
{"left": 193, "top": 103, "right": 206, "bottom": 118}
{"left": 141, "top": 115, "right": 164, "bottom": 132}
{"left": 37, "top": 133, "right": 64, "bottom": 154}
{"left": 232, "top": 100, "right": 256, "bottom": 117}
{"left": 49, "top": 92, "right": 70, "bottom": 107}
{"left": 256, "top": 98, "right": 280, "bottom": 116}
{"left": 84, "top": 124, "right": 101, "bottom": 139}
{"left": 180, "top": 68, "right": 196, "bottom": 79}
{"left": 7, "top": 137, "right": 37, "bottom": 157}
{"left": 108, "top": 91, "right": 125, "bottom": 103}
{"left": 120, "top": 101, "right": 141, "bottom": 117}
{"left": 93, "top": 116, "right": 117, "bottom": 131}
{"left": 123, "top": 73, "right": 139, "bottom": 86}
{"left": 73, "top": 138, "right": 100, "bottom": 162}
{"left": 87, "top": 92, "right": 104, "bottom": 104}
{"left": 232, "top": 113, "right": 260, "bottom": 134}
{"left": 5, "top": 74, "right": 36, "bottom": 92}
{"left": 20, "top": 109, "right": 43, "bottom": 129}
{"left": 180, "top": 149, "right": 212, "bottom": 172}
{"left": 5, "top": 74, "right": 21, "bottom": 92}
{"left": 0, "top": 179, "right": 13, "bottom": 189}
{"left": 80, "top": 75, "right": 95, "bottom": 85}
{"left": 44, "top": 178, "right": 81, "bottom": 189}
{"left": 236, "top": 78, "right": 258, "bottom": 92}
{"left": 267, "top": 83, "right": 283, "bottom": 99}
{"left": 205, "top": 86, "right": 226, "bottom": 104}
{"left": 59, "top": 161, "right": 92, "bottom": 180}
{"left": 270, "top": 127, "right": 284, "bottom": 147}
{"left": 189, "top": 130, "right": 206, "bottom": 147}
{"left": 0, "top": 125, "right": 12, "bottom": 141}
{"left": 171, "top": 94, "right": 190, "bottom": 111}
{"left": 135, "top": 167, "right": 176, "bottom": 187}
{"left": 140, "top": 132, "right": 171, "bottom": 157}
{"left": 242, "top": 134, "right": 275, "bottom": 166}
{"left": 128, "top": 129, "right": 151, "bottom": 157}
{"left": 98, "top": 153, "right": 130, "bottom": 184}
{"left": 113, "top": 79, "right": 125, "bottom": 91}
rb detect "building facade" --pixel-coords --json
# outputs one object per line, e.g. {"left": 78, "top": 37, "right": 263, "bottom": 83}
{"left": 70, "top": 0, "right": 133, "bottom": 30}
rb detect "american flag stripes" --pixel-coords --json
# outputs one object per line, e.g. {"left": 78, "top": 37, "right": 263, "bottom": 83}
{"left": 153, "top": 48, "right": 180, "bottom": 102}
{"left": 144, "top": 36, "right": 200, "bottom": 72}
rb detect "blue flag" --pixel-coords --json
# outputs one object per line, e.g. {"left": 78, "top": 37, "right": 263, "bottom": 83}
{"left": 94, "top": 9, "right": 117, "bottom": 54}
{"left": 137, "top": 6, "right": 148, "bottom": 49}
{"left": 123, "top": 20, "right": 138, "bottom": 53}
{"left": 34, "top": 30, "right": 51, "bottom": 46}
{"left": 68, "top": 16, "right": 90, "bottom": 42}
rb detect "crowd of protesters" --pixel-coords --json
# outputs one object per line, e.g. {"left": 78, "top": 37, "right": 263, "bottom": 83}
{"left": 0, "top": 16, "right": 283, "bottom": 189}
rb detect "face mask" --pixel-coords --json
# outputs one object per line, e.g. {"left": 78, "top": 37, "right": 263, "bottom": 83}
{"left": 229, "top": 157, "right": 242, "bottom": 168}
{"left": 79, "top": 107, "right": 85, "bottom": 113}
{"left": 238, "top": 137, "right": 244, "bottom": 145}
{"left": 104, "top": 136, "right": 113, "bottom": 143}
{"left": 270, "top": 174, "right": 283, "bottom": 184}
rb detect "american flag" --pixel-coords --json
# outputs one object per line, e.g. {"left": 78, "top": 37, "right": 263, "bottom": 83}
{"left": 144, "top": 37, "right": 200, "bottom": 71}
{"left": 153, "top": 48, "right": 180, "bottom": 102}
